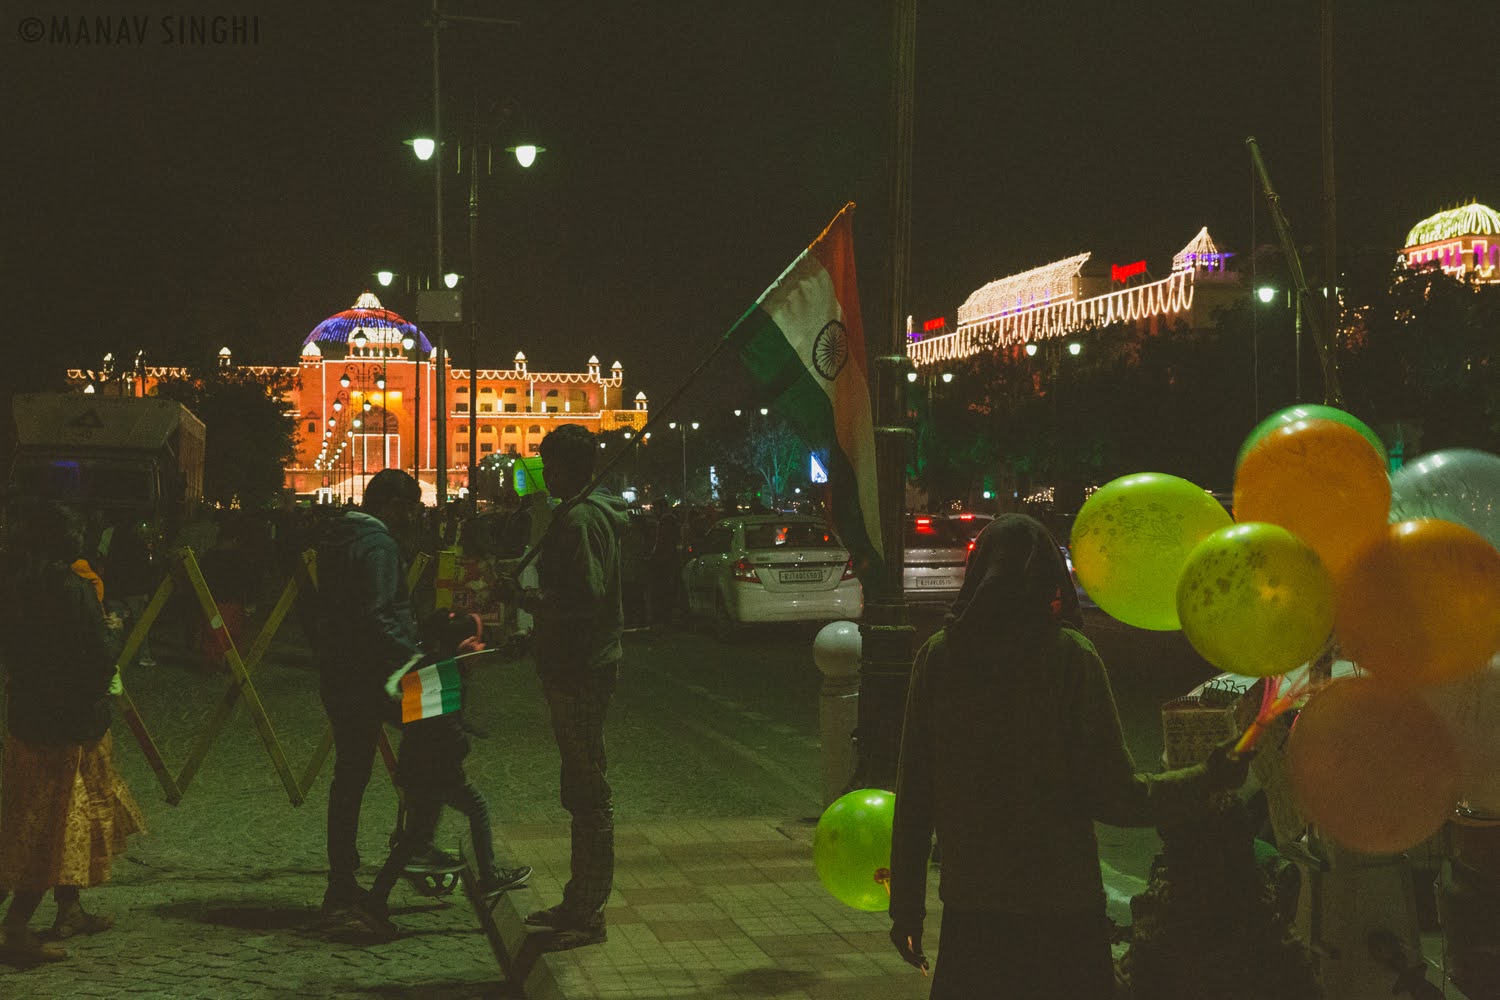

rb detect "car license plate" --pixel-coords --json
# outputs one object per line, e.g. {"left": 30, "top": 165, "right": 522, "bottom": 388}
{"left": 914, "top": 577, "right": 953, "bottom": 587}
{"left": 779, "top": 569, "right": 823, "bottom": 583}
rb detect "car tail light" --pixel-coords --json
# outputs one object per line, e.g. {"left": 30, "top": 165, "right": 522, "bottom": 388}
{"left": 959, "top": 513, "right": 974, "bottom": 521}
{"left": 732, "top": 559, "right": 761, "bottom": 584}
{"left": 915, "top": 517, "right": 931, "bottom": 526}
{"left": 967, "top": 539, "right": 976, "bottom": 551}
{"left": 841, "top": 559, "right": 856, "bottom": 581}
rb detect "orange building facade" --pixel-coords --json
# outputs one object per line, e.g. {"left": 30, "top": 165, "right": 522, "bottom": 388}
{"left": 67, "top": 292, "right": 648, "bottom": 503}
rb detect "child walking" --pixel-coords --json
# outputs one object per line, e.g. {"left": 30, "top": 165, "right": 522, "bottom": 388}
{"left": 352, "top": 612, "right": 530, "bottom": 934}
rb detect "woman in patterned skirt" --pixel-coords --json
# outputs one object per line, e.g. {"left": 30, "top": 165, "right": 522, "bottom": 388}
{"left": 0, "top": 503, "right": 144, "bottom": 963}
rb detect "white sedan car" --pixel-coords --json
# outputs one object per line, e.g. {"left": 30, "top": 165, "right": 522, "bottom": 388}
{"left": 682, "top": 515, "right": 863, "bottom": 639}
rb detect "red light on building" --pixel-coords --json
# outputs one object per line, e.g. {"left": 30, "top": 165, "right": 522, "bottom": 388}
{"left": 1111, "top": 260, "right": 1147, "bottom": 283}
{"left": 922, "top": 316, "right": 946, "bottom": 332}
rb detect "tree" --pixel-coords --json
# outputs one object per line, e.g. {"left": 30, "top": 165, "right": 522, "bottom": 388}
{"left": 719, "top": 414, "right": 805, "bottom": 509}
{"left": 152, "top": 366, "right": 297, "bottom": 509}
{"left": 1340, "top": 263, "right": 1500, "bottom": 452}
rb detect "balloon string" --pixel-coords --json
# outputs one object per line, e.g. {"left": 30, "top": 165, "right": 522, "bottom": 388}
{"left": 1235, "top": 671, "right": 1326, "bottom": 754}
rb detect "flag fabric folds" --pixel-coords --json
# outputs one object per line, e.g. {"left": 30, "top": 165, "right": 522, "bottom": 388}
{"left": 733, "top": 203, "right": 884, "bottom": 575}
{"left": 399, "top": 658, "right": 462, "bottom": 724}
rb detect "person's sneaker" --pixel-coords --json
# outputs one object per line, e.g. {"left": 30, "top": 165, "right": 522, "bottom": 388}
{"left": 346, "top": 896, "right": 399, "bottom": 938}
{"left": 542, "top": 923, "right": 607, "bottom": 950}
{"left": 402, "top": 846, "right": 463, "bottom": 875}
{"left": 477, "top": 865, "right": 532, "bottom": 905}
{"left": 524, "top": 902, "right": 605, "bottom": 936}
{"left": 320, "top": 883, "right": 369, "bottom": 918}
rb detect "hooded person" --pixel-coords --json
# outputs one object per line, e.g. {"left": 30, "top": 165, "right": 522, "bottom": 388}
{"left": 501, "top": 423, "right": 629, "bottom": 949}
{"left": 310, "top": 468, "right": 424, "bottom": 928}
{"left": 887, "top": 514, "right": 1251, "bottom": 999}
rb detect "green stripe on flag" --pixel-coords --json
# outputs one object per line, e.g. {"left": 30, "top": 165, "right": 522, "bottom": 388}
{"left": 738, "top": 304, "right": 883, "bottom": 576}
{"left": 436, "top": 659, "right": 462, "bottom": 714}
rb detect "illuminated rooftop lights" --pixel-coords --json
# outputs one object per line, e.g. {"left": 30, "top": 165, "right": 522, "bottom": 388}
{"left": 958, "top": 252, "right": 1089, "bottom": 325}
{"left": 1405, "top": 201, "right": 1500, "bottom": 247}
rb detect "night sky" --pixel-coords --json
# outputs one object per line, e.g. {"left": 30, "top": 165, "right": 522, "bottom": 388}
{"left": 10, "top": 1, "right": 1498, "bottom": 418}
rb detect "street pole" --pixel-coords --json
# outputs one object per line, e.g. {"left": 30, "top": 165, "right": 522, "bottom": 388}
{"left": 1320, "top": 0, "right": 1339, "bottom": 394}
{"left": 855, "top": 0, "right": 918, "bottom": 794}
{"left": 680, "top": 425, "right": 688, "bottom": 502}
{"left": 468, "top": 90, "right": 480, "bottom": 510}
{"left": 430, "top": 0, "right": 448, "bottom": 508}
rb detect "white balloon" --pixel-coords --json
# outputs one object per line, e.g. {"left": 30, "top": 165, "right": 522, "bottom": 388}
{"left": 1389, "top": 448, "right": 1500, "bottom": 551}
{"left": 1424, "top": 654, "right": 1500, "bottom": 817}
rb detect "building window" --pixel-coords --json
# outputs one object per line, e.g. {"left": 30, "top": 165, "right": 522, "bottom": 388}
{"left": 481, "top": 425, "right": 494, "bottom": 435}
{"left": 480, "top": 403, "right": 494, "bottom": 412}
{"left": 480, "top": 387, "right": 494, "bottom": 394}
{"left": 504, "top": 403, "right": 518, "bottom": 412}
{"left": 527, "top": 443, "right": 539, "bottom": 455}
{"left": 456, "top": 403, "right": 469, "bottom": 413}
{"left": 456, "top": 386, "right": 469, "bottom": 394}
{"left": 457, "top": 425, "right": 468, "bottom": 434}
{"left": 480, "top": 443, "right": 494, "bottom": 454}
{"left": 504, "top": 425, "right": 519, "bottom": 435}
{"left": 456, "top": 442, "right": 469, "bottom": 454}
{"left": 307, "top": 421, "right": 316, "bottom": 433}
{"left": 528, "top": 424, "right": 542, "bottom": 434}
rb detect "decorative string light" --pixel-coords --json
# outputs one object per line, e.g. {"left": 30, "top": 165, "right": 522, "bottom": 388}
{"left": 912, "top": 267, "right": 1196, "bottom": 368}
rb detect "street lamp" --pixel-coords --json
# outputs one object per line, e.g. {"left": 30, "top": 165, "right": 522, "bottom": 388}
{"left": 667, "top": 421, "right": 699, "bottom": 502}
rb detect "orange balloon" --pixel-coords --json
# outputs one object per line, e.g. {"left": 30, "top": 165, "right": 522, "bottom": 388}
{"left": 1337, "top": 518, "right": 1500, "bottom": 686}
{"left": 1233, "top": 418, "right": 1390, "bottom": 581}
{"left": 1287, "top": 677, "right": 1459, "bottom": 854}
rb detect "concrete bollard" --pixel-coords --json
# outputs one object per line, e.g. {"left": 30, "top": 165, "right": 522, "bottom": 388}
{"left": 813, "top": 621, "right": 861, "bottom": 807}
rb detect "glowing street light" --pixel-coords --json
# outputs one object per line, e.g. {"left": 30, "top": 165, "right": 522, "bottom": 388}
{"left": 1257, "top": 285, "right": 1277, "bottom": 304}
{"left": 507, "top": 143, "right": 544, "bottom": 168}
{"left": 410, "top": 137, "right": 436, "bottom": 161}
{"left": 376, "top": 270, "right": 395, "bottom": 287}
{"left": 444, "top": 272, "right": 461, "bottom": 289}
{"left": 1067, "top": 342, "right": 1082, "bottom": 357}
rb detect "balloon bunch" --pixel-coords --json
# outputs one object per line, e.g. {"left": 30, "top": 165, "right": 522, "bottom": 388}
{"left": 1071, "top": 407, "right": 1500, "bottom": 855}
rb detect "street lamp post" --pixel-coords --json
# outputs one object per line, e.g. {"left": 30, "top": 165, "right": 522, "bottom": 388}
{"left": 668, "top": 421, "right": 699, "bottom": 503}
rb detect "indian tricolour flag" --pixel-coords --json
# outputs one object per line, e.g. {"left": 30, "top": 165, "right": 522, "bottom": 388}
{"left": 733, "top": 203, "right": 883, "bottom": 574}
{"left": 399, "top": 659, "right": 462, "bottom": 724}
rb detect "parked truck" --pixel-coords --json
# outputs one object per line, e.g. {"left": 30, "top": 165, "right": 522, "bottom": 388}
{"left": 7, "top": 393, "right": 206, "bottom": 542}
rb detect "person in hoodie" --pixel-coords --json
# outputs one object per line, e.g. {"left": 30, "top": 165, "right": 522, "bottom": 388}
{"left": 887, "top": 514, "right": 1252, "bottom": 999}
{"left": 502, "top": 423, "right": 627, "bottom": 949}
{"left": 311, "top": 468, "right": 424, "bottom": 927}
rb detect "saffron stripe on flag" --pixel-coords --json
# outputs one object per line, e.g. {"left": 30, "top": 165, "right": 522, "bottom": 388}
{"left": 400, "top": 659, "right": 462, "bottom": 724}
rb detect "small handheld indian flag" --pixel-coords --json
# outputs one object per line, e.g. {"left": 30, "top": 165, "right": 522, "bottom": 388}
{"left": 399, "top": 659, "right": 462, "bottom": 724}
{"left": 384, "top": 648, "right": 498, "bottom": 723}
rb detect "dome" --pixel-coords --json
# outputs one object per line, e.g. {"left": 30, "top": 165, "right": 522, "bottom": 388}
{"left": 302, "top": 291, "right": 433, "bottom": 353}
{"left": 1404, "top": 202, "right": 1500, "bottom": 248}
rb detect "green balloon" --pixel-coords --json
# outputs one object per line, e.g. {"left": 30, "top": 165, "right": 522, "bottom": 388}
{"left": 1176, "top": 522, "right": 1334, "bottom": 677}
{"left": 1070, "top": 473, "right": 1233, "bottom": 631}
{"left": 813, "top": 788, "right": 895, "bottom": 912}
{"left": 1237, "top": 405, "right": 1387, "bottom": 470}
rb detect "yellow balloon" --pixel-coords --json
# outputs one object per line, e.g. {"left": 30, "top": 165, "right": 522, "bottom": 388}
{"left": 1070, "top": 473, "right": 1233, "bottom": 631}
{"left": 1176, "top": 522, "right": 1334, "bottom": 677}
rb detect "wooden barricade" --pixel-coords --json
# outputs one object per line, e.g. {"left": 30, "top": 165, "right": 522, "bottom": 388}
{"left": 114, "top": 546, "right": 429, "bottom": 805}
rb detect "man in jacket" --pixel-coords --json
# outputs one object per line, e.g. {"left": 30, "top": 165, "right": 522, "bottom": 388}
{"left": 504, "top": 424, "right": 628, "bottom": 949}
{"left": 312, "top": 469, "right": 424, "bottom": 922}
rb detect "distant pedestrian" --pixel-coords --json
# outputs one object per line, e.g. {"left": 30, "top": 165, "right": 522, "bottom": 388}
{"left": 649, "top": 509, "right": 681, "bottom": 628}
{"left": 360, "top": 612, "right": 532, "bottom": 935}
{"left": 502, "top": 424, "right": 628, "bottom": 949}
{"left": 887, "top": 514, "right": 1251, "bottom": 998}
{"left": 100, "top": 517, "right": 158, "bottom": 668}
{"left": 310, "top": 469, "right": 424, "bottom": 930}
{"left": 0, "top": 503, "right": 144, "bottom": 963}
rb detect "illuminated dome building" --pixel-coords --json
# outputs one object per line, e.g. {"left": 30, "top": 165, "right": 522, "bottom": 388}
{"left": 66, "top": 291, "right": 648, "bottom": 504}
{"left": 1400, "top": 201, "right": 1500, "bottom": 283}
